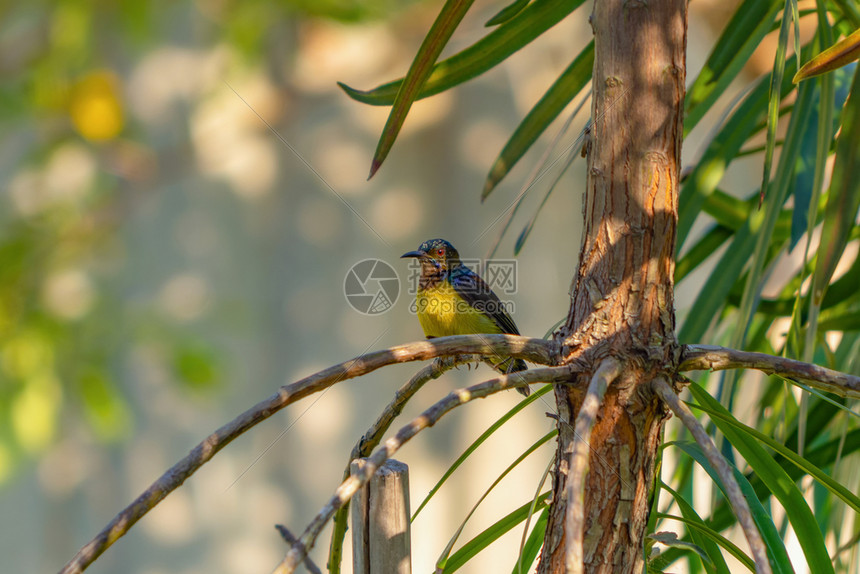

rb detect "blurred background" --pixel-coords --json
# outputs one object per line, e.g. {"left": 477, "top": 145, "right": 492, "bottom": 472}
{"left": 0, "top": 1, "right": 778, "bottom": 572}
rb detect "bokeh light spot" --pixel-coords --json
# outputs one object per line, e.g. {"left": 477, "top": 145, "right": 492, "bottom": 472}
{"left": 69, "top": 70, "right": 124, "bottom": 142}
{"left": 369, "top": 187, "right": 423, "bottom": 240}
{"left": 2, "top": 331, "right": 54, "bottom": 380}
{"left": 11, "top": 373, "right": 61, "bottom": 453}
{"left": 159, "top": 273, "right": 212, "bottom": 323}
{"left": 41, "top": 268, "right": 96, "bottom": 320}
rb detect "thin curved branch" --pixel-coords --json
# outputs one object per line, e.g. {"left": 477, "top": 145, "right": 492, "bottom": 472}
{"left": 565, "top": 357, "right": 622, "bottom": 574}
{"left": 272, "top": 364, "right": 580, "bottom": 574}
{"left": 58, "top": 335, "right": 556, "bottom": 574}
{"left": 275, "top": 525, "right": 322, "bottom": 574}
{"left": 652, "top": 376, "right": 772, "bottom": 574}
{"left": 679, "top": 344, "right": 860, "bottom": 399}
{"left": 328, "top": 356, "right": 467, "bottom": 573}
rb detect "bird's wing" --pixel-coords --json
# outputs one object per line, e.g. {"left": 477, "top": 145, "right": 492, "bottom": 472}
{"left": 449, "top": 267, "right": 521, "bottom": 335}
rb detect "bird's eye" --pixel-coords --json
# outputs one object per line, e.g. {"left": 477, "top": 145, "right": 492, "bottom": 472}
{"left": 436, "top": 248, "right": 445, "bottom": 257}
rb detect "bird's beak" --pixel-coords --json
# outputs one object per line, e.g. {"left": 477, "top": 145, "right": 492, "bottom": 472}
{"left": 400, "top": 250, "right": 425, "bottom": 259}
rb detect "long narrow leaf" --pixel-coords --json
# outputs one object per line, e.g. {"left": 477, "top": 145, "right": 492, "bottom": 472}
{"left": 486, "top": 0, "right": 531, "bottom": 26}
{"left": 340, "top": 0, "right": 585, "bottom": 106}
{"left": 685, "top": 0, "right": 782, "bottom": 132}
{"left": 412, "top": 383, "right": 552, "bottom": 520}
{"left": 689, "top": 384, "right": 835, "bottom": 573}
{"left": 660, "top": 483, "right": 733, "bottom": 573}
{"left": 485, "top": 90, "right": 591, "bottom": 259}
{"left": 810, "top": 63, "right": 860, "bottom": 304}
{"left": 655, "top": 510, "right": 752, "bottom": 572}
{"left": 759, "top": 1, "right": 796, "bottom": 205}
{"left": 435, "top": 431, "right": 555, "bottom": 571}
{"left": 512, "top": 506, "right": 548, "bottom": 574}
{"left": 483, "top": 41, "right": 593, "bottom": 199}
{"left": 442, "top": 492, "right": 552, "bottom": 573}
{"left": 660, "top": 427, "right": 860, "bottom": 568}
{"left": 677, "top": 210, "right": 758, "bottom": 344}
{"left": 515, "top": 452, "right": 555, "bottom": 574}
{"left": 794, "top": 27, "right": 860, "bottom": 82}
{"left": 678, "top": 53, "right": 799, "bottom": 250}
{"left": 720, "top": 61, "right": 817, "bottom": 405}
{"left": 670, "top": 440, "right": 796, "bottom": 574}
{"left": 688, "top": 398, "right": 860, "bottom": 514}
{"left": 368, "top": 0, "right": 474, "bottom": 177}
{"left": 675, "top": 225, "right": 733, "bottom": 284}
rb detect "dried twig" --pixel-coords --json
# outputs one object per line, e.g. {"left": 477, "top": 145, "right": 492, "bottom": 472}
{"left": 275, "top": 525, "right": 322, "bottom": 574}
{"left": 680, "top": 344, "right": 860, "bottom": 399}
{"left": 272, "top": 365, "right": 579, "bottom": 574}
{"left": 652, "top": 376, "right": 772, "bottom": 574}
{"left": 58, "top": 335, "right": 556, "bottom": 574}
{"left": 328, "top": 356, "right": 467, "bottom": 572}
{"left": 564, "top": 357, "right": 622, "bottom": 574}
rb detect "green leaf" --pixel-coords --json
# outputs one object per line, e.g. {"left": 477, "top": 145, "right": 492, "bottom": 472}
{"left": 511, "top": 506, "right": 548, "bottom": 574}
{"left": 172, "top": 343, "right": 220, "bottom": 389}
{"left": 685, "top": 0, "right": 782, "bottom": 132}
{"left": 442, "top": 491, "right": 551, "bottom": 573}
{"left": 819, "top": 296, "right": 860, "bottom": 331}
{"left": 486, "top": 0, "right": 530, "bottom": 26}
{"left": 677, "top": 208, "right": 758, "bottom": 344}
{"left": 669, "top": 441, "right": 796, "bottom": 574}
{"left": 483, "top": 41, "right": 593, "bottom": 199}
{"left": 659, "top": 426, "right": 860, "bottom": 568}
{"left": 689, "top": 384, "right": 835, "bottom": 573}
{"left": 677, "top": 53, "right": 799, "bottom": 250}
{"left": 758, "top": 1, "right": 796, "bottom": 206}
{"left": 484, "top": 90, "right": 591, "bottom": 259}
{"left": 688, "top": 397, "right": 860, "bottom": 514}
{"left": 794, "top": 27, "right": 860, "bottom": 82}
{"left": 368, "top": 0, "right": 475, "bottom": 178}
{"left": 785, "top": 379, "right": 860, "bottom": 421}
{"left": 810, "top": 63, "right": 860, "bottom": 305}
{"left": 719, "top": 59, "right": 817, "bottom": 406}
{"left": 648, "top": 531, "right": 714, "bottom": 571}
{"left": 788, "top": 84, "right": 822, "bottom": 250}
{"left": 339, "top": 0, "right": 585, "bottom": 106}
{"left": 435, "top": 430, "right": 555, "bottom": 571}
{"left": 657, "top": 484, "right": 733, "bottom": 573}
{"left": 675, "top": 225, "right": 732, "bottom": 283}
{"left": 664, "top": 514, "right": 756, "bottom": 571}
{"left": 412, "top": 383, "right": 552, "bottom": 520}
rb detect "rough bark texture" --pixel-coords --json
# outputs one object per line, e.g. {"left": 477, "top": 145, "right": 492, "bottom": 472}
{"left": 539, "top": 0, "right": 687, "bottom": 572}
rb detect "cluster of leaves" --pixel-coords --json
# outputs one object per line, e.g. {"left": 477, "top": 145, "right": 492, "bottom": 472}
{"left": 335, "top": 0, "right": 860, "bottom": 572}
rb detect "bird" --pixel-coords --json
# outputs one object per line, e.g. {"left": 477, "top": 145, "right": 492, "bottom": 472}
{"left": 401, "top": 238, "right": 530, "bottom": 396}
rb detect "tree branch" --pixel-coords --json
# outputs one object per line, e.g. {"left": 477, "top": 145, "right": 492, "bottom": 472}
{"left": 679, "top": 344, "right": 860, "bottom": 399}
{"left": 272, "top": 365, "right": 580, "bottom": 574}
{"left": 651, "top": 377, "right": 772, "bottom": 574}
{"left": 565, "top": 357, "right": 622, "bottom": 574}
{"left": 275, "top": 525, "right": 322, "bottom": 574}
{"left": 58, "top": 335, "right": 556, "bottom": 574}
{"left": 328, "top": 356, "right": 466, "bottom": 573}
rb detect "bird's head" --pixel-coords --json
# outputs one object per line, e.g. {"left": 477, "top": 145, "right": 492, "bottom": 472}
{"left": 401, "top": 238, "right": 461, "bottom": 272}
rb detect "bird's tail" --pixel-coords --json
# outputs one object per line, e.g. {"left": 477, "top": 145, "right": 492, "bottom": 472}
{"left": 488, "top": 356, "right": 530, "bottom": 396}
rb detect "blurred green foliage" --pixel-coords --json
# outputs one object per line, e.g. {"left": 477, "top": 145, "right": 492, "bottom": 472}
{"left": 0, "top": 0, "right": 417, "bottom": 484}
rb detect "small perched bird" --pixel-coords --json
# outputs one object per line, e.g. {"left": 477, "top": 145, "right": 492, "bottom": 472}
{"left": 401, "top": 238, "right": 529, "bottom": 396}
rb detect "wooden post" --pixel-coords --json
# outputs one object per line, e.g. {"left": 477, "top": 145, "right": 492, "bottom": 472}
{"left": 350, "top": 458, "right": 412, "bottom": 574}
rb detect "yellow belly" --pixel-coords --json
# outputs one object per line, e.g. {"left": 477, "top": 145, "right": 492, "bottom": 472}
{"left": 415, "top": 282, "right": 502, "bottom": 337}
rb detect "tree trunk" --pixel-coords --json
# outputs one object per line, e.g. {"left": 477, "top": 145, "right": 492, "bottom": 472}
{"left": 539, "top": 0, "right": 687, "bottom": 572}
